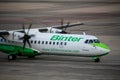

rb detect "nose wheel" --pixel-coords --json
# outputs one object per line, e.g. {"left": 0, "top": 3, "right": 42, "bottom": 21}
{"left": 93, "top": 57, "right": 100, "bottom": 62}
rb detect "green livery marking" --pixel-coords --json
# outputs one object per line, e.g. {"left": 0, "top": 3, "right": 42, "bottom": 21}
{"left": 92, "top": 43, "right": 110, "bottom": 50}
{"left": 42, "top": 48, "right": 80, "bottom": 53}
{"left": 50, "top": 35, "right": 83, "bottom": 42}
{"left": 0, "top": 43, "right": 40, "bottom": 56}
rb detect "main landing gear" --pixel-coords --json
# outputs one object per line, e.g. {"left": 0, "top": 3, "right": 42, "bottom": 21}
{"left": 8, "top": 54, "right": 16, "bottom": 60}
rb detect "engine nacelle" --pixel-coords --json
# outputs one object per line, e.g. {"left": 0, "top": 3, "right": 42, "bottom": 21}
{"left": 47, "top": 27, "right": 62, "bottom": 33}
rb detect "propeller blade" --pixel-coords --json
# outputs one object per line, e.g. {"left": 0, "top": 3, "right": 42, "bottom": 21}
{"left": 23, "top": 39, "right": 26, "bottom": 49}
{"left": 65, "top": 22, "right": 70, "bottom": 30}
{"left": 27, "top": 24, "right": 32, "bottom": 34}
{"left": 21, "top": 24, "right": 33, "bottom": 49}
{"left": 61, "top": 18, "right": 63, "bottom": 28}
{"left": 67, "top": 22, "right": 70, "bottom": 26}
{"left": 26, "top": 39, "right": 31, "bottom": 48}
{"left": 12, "top": 32, "right": 15, "bottom": 40}
{"left": 22, "top": 36, "right": 31, "bottom": 49}
{"left": 22, "top": 24, "right": 26, "bottom": 33}
{"left": 30, "top": 34, "right": 35, "bottom": 37}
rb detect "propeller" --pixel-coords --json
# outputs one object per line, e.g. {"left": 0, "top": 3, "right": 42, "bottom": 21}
{"left": 59, "top": 18, "right": 85, "bottom": 33}
{"left": 19, "top": 24, "right": 34, "bottom": 49}
{"left": 65, "top": 21, "right": 70, "bottom": 30}
{"left": 60, "top": 18, "right": 70, "bottom": 34}
{"left": 61, "top": 18, "right": 64, "bottom": 29}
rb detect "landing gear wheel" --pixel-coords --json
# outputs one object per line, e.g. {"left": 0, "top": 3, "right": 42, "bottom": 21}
{"left": 8, "top": 54, "right": 16, "bottom": 60}
{"left": 94, "top": 58, "right": 100, "bottom": 62}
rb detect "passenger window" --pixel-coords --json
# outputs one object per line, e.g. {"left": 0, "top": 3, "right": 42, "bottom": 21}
{"left": 60, "top": 42, "right": 63, "bottom": 45}
{"left": 34, "top": 41, "right": 37, "bottom": 44}
{"left": 57, "top": 42, "right": 59, "bottom": 45}
{"left": 46, "top": 41, "right": 48, "bottom": 44}
{"left": 42, "top": 41, "right": 44, "bottom": 44}
{"left": 53, "top": 42, "right": 55, "bottom": 45}
{"left": 31, "top": 40, "right": 33, "bottom": 44}
{"left": 49, "top": 41, "right": 51, "bottom": 45}
{"left": 64, "top": 42, "right": 67, "bottom": 45}
{"left": 38, "top": 41, "right": 40, "bottom": 44}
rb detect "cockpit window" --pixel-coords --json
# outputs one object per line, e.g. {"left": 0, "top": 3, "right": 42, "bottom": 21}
{"left": 85, "top": 39, "right": 100, "bottom": 44}
{"left": 89, "top": 40, "right": 93, "bottom": 43}
{"left": 85, "top": 40, "right": 88, "bottom": 43}
{"left": 93, "top": 39, "right": 100, "bottom": 43}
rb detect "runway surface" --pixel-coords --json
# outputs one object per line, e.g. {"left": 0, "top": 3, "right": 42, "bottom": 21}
{"left": 0, "top": 0, "right": 120, "bottom": 80}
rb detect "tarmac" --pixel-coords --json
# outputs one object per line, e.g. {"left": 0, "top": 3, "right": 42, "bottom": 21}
{"left": 0, "top": 0, "right": 120, "bottom": 80}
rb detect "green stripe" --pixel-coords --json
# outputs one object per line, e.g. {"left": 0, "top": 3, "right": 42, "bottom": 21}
{"left": 0, "top": 43, "right": 40, "bottom": 56}
{"left": 91, "top": 43, "right": 110, "bottom": 50}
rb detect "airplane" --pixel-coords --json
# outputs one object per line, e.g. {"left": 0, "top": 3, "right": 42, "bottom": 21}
{"left": 0, "top": 23, "right": 110, "bottom": 62}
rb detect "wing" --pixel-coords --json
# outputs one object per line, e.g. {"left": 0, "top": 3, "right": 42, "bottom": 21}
{"left": 52, "top": 22, "right": 84, "bottom": 29}
{"left": 0, "top": 30, "right": 9, "bottom": 35}
{"left": 0, "top": 30, "right": 9, "bottom": 39}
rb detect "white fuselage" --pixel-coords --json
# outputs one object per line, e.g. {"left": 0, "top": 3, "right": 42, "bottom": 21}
{"left": 0, "top": 29, "right": 110, "bottom": 57}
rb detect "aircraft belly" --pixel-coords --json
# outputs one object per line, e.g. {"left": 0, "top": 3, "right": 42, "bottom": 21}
{"left": 40, "top": 44, "right": 91, "bottom": 57}
{"left": 40, "top": 48, "right": 97, "bottom": 57}
{"left": 34, "top": 43, "right": 107, "bottom": 57}
{"left": 41, "top": 47, "right": 80, "bottom": 56}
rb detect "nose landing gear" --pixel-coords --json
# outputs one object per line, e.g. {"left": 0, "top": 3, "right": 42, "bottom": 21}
{"left": 93, "top": 57, "right": 100, "bottom": 62}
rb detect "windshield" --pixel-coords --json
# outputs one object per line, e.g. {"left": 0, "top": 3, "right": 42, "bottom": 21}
{"left": 85, "top": 39, "right": 100, "bottom": 44}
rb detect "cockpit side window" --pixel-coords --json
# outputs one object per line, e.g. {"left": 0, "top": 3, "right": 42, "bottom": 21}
{"left": 93, "top": 39, "right": 100, "bottom": 43}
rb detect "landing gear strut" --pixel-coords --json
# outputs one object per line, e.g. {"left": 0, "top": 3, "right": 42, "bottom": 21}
{"left": 8, "top": 54, "right": 16, "bottom": 60}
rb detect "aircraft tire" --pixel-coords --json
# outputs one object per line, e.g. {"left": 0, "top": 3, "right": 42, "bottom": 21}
{"left": 8, "top": 54, "right": 16, "bottom": 60}
{"left": 94, "top": 58, "right": 100, "bottom": 62}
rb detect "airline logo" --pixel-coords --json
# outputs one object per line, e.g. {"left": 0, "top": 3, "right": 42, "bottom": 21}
{"left": 50, "top": 35, "right": 83, "bottom": 42}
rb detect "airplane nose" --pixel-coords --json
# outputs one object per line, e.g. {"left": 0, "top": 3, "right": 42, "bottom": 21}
{"left": 92, "top": 43, "right": 110, "bottom": 56}
{"left": 99, "top": 43, "right": 110, "bottom": 55}
{"left": 103, "top": 48, "right": 110, "bottom": 55}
